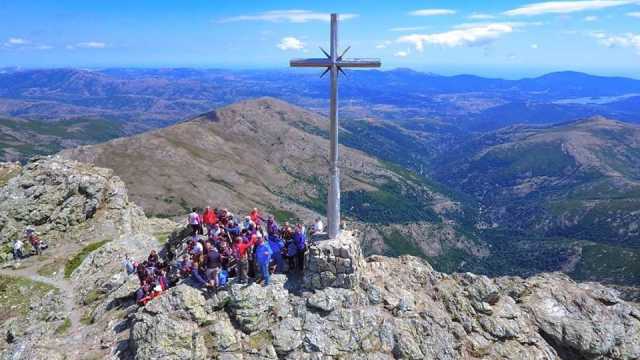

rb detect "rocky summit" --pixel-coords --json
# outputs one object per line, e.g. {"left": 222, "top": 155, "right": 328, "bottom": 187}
{"left": 1, "top": 157, "right": 639, "bottom": 359}
{"left": 130, "top": 230, "right": 640, "bottom": 360}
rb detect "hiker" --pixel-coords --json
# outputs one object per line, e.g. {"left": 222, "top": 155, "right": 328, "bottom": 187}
{"left": 178, "top": 254, "right": 193, "bottom": 277}
{"left": 286, "top": 234, "right": 298, "bottom": 272}
{"left": 205, "top": 242, "right": 221, "bottom": 289}
{"left": 281, "top": 222, "right": 293, "bottom": 241}
{"left": 203, "top": 206, "right": 218, "bottom": 234}
{"left": 190, "top": 238, "right": 204, "bottom": 262}
{"left": 198, "top": 209, "right": 205, "bottom": 235}
{"left": 226, "top": 220, "right": 241, "bottom": 237}
{"left": 148, "top": 250, "right": 159, "bottom": 267}
{"left": 241, "top": 216, "right": 256, "bottom": 232}
{"left": 156, "top": 267, "right": 169, "bottom": 291}
{"left": 255, "top": 234, "right": 273, "bottom": 286}
{"left": 191, "top": 259, "right": 209, "bottom": 287}
{"left": 266, "top": 217, "right": 279, "bottom": 236}
{"left": 233, "top": 235, "right": 255, "bottom": 284}
{"left": 123, "top": 254, "right": 137, "bottom": 275}
{"left": 137, "top": 261, "right": 149, "bottom": 285}
{"left": 250, "top": 208, "right": 264, "bottom": 225}
{"left": 25, "top": 228, "right": 42, "bottom": 256}
{"left": 12, "top": 238, "right": 24, "bottom": 260}
{"left": 312, "top": 218, "right": 324, "bottom": 234}
{"left": 294, "top": 224, "right": 307, "bottom": 271}
{"left": 188, "top": 208, "right": 201, "bottom": 240}
{"left": 268, "top": 232, "right": 285, "bottom": 273}
{"left": 219, "top": 240, "right": 234, "bottom": 270}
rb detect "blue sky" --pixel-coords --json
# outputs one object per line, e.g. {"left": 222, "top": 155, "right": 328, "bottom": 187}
{"left": 1, "top": 0, "right": 639, "bottom": 78}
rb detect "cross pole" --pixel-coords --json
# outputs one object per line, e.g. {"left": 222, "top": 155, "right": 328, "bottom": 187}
{"left": 290, "top": 13, "right": 381, "bottom": 239}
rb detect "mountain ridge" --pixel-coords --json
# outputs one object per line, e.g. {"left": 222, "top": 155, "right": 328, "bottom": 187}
{"left": 61, "top": 97, "right": 483, "bottom": 264}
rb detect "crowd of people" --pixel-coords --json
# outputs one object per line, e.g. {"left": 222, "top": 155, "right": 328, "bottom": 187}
{"left": 127, "top": 206, "right": 325, "bottom": 306}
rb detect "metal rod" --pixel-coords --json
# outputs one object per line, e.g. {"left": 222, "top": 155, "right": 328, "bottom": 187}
{"left": 328, "top": 13, "right": 340, "bottom": 239}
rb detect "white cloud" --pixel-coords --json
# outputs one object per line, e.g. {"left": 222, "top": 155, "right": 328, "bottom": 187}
{"left": 504, "top": 1, "right": 638, "bottom": 16}
{"left": 389, "top": 26, "right": 429, "bottom": 32}
{"left": 592, "top": 32, "right": 640, "bottom": 51}
{"left": 220, "top": 10, "right": 358, "bottom": 23}
{"left": 36, "top": 45, "right": 53, "bottom": 50}
{"left": 453, "top": 21, "right": 543, "bottom": 29}
{"left": 375, "top": 40, "right": 392, "bottom": 49}
{"left": 76, "top": 41, "right": 106, "bottom": 49}
{"left": 277, "top": 37, "right": 305, "bottom": 50}
{"left": 531, "top": 43, "right": 540, "bottom": 48}
{"left": 398, "top": 23, "right": 514, "bottom": 51}
{"left": 394, "top": 50, "right": 409, "bottom": 57}
{"left": 584, "top": 15, "right": 599, "bottom": 21}
{"left": 7, "top": 37, "right": 29, "bottom": 45}
{"left": 409, "top": 9, "right": 457, "bottom": 16}
{"left": 468, "top": 13, "right": 496, "bottom": 20}
{"left": 628, "top": 11, "right": 640, "bottom": 17}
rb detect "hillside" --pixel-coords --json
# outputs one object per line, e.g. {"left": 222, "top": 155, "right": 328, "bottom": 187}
{"left": 0, "top": 117, "right": 124, "bottom": 162}
{"left": 61, "top": 97, "right": 485, "bottom": 266}
{"left": 434, "top": 116, "right": 640, "bottom": 283}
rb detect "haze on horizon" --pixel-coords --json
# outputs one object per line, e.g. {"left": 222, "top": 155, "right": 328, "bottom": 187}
{"left": 1, "top": 0, "right": 640, "bottom": 79}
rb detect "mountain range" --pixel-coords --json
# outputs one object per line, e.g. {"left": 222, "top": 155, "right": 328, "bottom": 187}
{"left": 1, "top": 68, "right": 640, "bottom": 135}
{"left": 2, "top": 67, "right": 640, "bottom": 290}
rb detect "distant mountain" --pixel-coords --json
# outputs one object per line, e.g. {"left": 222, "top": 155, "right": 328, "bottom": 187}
{"left": 2, "top": 68, "right": 640, "bottom": 132}
{"left": 0, "top": 116, "right": 124, "bottom": 162}
{"left": 432, "top": 117, "right": 640, "bottom": 284}
{"left": 61, "top": 97, "right": 485, "bottom": 267}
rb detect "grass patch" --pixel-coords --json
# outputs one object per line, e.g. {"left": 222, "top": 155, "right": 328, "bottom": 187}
{"left": 0, "top": 275, "right": 57, "bottom": 322}
{"left": 36, "top": 257, "right": 67, "bottom": 277}
{"left": 64, "top": 240, "right": 110, "bottom": 278}
{"left": 267, "top": 207, "right": 300, "bottom": 224}
{"left": 83, "top": 289, "right": 105, "bottom": 306}
{"left": 55, "top": 317, "right": 71, "bottom": 335}
{"left": 0, "top": 167, "right": 20, "bottom": 187}
{"left": 80, "top": 310, "right": 94, "bottom": 325}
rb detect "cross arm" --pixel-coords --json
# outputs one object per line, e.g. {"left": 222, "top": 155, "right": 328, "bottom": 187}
{"left": 336, "top": 58, "right": 381, "bottom": 68}
{"left": 290, "top": 58, "right": 332, "bottom": 68}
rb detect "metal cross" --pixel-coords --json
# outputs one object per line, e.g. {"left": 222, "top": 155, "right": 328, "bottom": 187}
{"left": 290, "top": 13, "right": 381, "bottom": 239}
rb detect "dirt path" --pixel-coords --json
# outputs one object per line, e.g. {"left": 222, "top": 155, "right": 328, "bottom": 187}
{"left": 0, "top": 253, "right": 84, "bottom": 336}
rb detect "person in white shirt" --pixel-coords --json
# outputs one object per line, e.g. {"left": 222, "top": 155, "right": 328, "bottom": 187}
{"left": 13, "top": 239, "right": 24, "bottom": 260}
{"left": 188, "top": 208, "right": 200, "bottom": 241}
{"left": 313, "top": 218, "right": 324, "bottom": 234}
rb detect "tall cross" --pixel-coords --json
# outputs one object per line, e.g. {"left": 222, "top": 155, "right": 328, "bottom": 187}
{"left": 290, "top": 13, "right": 381, "bottom": 239}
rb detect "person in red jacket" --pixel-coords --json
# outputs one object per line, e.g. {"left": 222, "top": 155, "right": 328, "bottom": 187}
{"left": 203, "top": 206, "right": 218, "bottom": 234}
{"left": 233, "top": 235, "right": 256, "bottom": 284}
{"left": 249, "top": 208, "right": 264, "bottom": 226}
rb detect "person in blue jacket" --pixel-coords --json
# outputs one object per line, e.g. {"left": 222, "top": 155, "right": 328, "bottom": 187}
{"left": 293, "top": 224, "right": 307, "bottom": 272}
{"left": 268, "top": 233, "right": 285, "bottom": 273}
{"left": 255, "top": 234, "right": 273, "bottom": 286}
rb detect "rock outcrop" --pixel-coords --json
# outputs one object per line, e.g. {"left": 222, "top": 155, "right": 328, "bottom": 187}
{"left": 0, "top": 156, "right": 148, "bottom": 248}
{"left": 0, "top": 156, "right": 162, "bottom": 359}
{"left": 128, "top": 229, "right": 640, "bottom": 360}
